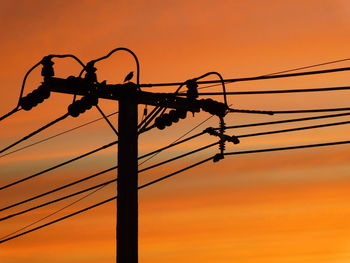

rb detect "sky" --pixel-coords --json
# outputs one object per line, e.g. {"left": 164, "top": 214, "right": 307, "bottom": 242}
{"left": 1, "top": 0, "right": 350, "bottom": 262}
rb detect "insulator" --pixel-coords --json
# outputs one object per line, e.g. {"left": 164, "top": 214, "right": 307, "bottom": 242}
{"left": 41, "top": 56, "right": 54, "bottom": 80}
{"left": 162, "top": 114, "right": 172, "bottom": 126}
{"left": 186, "top": 80, "right": 198, "bottom": 100}
{"left": 213, "top": 153, "right": 224, "bottom": 163}
{"left": 169, "top": 110, "right": 179, "bottom": 123}
{"left": 155, "top": 116, "right": 166, "bottom": 130}
{"left": 81, "top": 96, "right": 92, "bottom": 110}
{"left": 19, "top": 97, "right": 32, "bottom": 111}
{"left": 37, "top": 85, "right": 50, "bottom": 99}
{"left": 84, "top": 62, "right": 97, "bottom": 83}
{"left": 177, "top": 109, "right": 187, "bottom": 119}
{"left": 232, "top": 136, "right": 240, "bottom": 144}
{"left": 86, "top": 95, "right": 98, "bottom": 106}
{"left": 200, "top": 99, "right": 226, "bottom": 117}
{"left": 68, "top": 103, "right": 80, "bottom": 117}
{"left": 75, "top": 100, "right": 86, "bottom": 114}
{"left": 219, "top": 116, "right": 226, "bottom": 154}
{"left": 31, "top": 89, "right": 44, "bottom": 104}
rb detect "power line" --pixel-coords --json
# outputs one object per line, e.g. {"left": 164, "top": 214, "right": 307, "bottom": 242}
{"left": 95, "top": 105, "right": 119, "bottom": 135}
{"left": 4, "top": 135, "right": 350, "bottom": 243}
{"left": 0, "top": 156, "right": 214, "bottom": 244}
{"left": 0, "top": 108, "right": 21, "bottom": 122}
{"left": 0, "top": 185, "right": 105, "bottom": 241}
{"left": 236, "top": 119, "right": 350, "bottom": 139}
{"left": 268, "top": 107, "right": 350, "bottom": 114}
{"left": 140, "top": 66, "right": 350, "bottom": 88}
{"left": 0, "top": 194, "right": 116, "bottom": 244}
{"left": 82, "top": 47, "right": 140, "bottom": 86}
{"left": 179, "top": 85, "right": 350, "bottom": 96}
{"left": 222, "top": 111, "right": 350, "bottom": 130}
{"left": 1, "top": 130, "right": 208, "bottom": 210}
{"left": 0, "top": 140, "right": 117, "bottom": 191}
{"left": 0, "top": 166, "right": 116, "bottom": 212}
{"left": 191, "top": 58, "right": 350, "bottom": 91}
{"left": 138, "top": 142, "right": 218, "bottom": 173}
{"left": 261, "top": 58, "right": 350, "bottom": 76}
{"left": 17, "top": 54, "right": 85, "bottom": 111}
{"left": 229, "top": 107, "right": 350, "bottom": 115}
{"left": 193, "top": 58, "right": 350, "bottom": 92}
{"left": 224, "top": 139, "right": 350, "bottom": 156}
{"left": 0, "top": 111, "right": 118, "bottom": 158}
{"left": 1, "top": 142, "right": 218, "bottom": 220}
{"left": 5, "top": 110, "right": 350, "bottom": 192}
{"left": 0, "top": 113, "right": 69, "bottom": 155}
{"left": 0, "top": 178, "right": 117, "bottom": 221}
{"left": 139, "top": 114, "right": 215, "bottom": 166}
{"left": 0, "top": 142, "right": 213, "bottom": 242}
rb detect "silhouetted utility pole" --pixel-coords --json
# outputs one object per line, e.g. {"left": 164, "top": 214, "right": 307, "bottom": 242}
{"left": 117, "top": 85, "right": 138, "bottom": 263}
{"left": 44, "top": 74, "right": 227, "bottom": 263}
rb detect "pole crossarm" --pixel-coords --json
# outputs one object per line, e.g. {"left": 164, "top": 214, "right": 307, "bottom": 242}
{"left": 44, "top": 77, "right": 196, "bottom": 109}
{"left": 44, "top": 77, "right": 230, "bottom": 118}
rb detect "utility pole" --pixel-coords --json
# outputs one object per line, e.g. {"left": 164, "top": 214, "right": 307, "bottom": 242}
{"left": 44, "top": 75, "right": 227, "bottom": 263}
{"left": 117, "top": 84, "right": 138, "bottom": 263}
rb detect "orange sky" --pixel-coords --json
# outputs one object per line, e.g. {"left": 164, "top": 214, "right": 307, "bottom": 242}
{"left": 1, "top": 0, "right": 350, "bottom": 262}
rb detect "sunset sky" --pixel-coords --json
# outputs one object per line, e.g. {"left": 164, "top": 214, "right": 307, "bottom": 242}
{"left": 1, "top": 1, "right": 350, "bottom": 262}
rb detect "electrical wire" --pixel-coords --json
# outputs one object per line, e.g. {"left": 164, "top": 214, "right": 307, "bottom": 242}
{"left": 0, "top": 166, "right": 116, "bottom": 212}
{"left": 5, "top": 133, "right": 350, "bottom": 243}
{"left": 267, "top": 107, "right": 350, "bottom": 114}
{"left": 0, "top": 156, "right": 214, "bottom": 244}
{"left": 174, "top": 72, "right": 228, "bottom": 106}
{"left": 194, "top": 58, "right": 350, "bottom": 91}
{"left": 0, "top": 178, "right": 117, "bottom": 221}
{"left": 0, "top": 108, "right": 21, "bottom": 122}
{"left": 224, "top": 139, "right": 350, "bottom": 156}
{"left": 140, "top": 66, "right": 350, "bottom": 88}
{"left": 0, "top": 113, "right": 69, "bottom": 155}
{"left": 5, "top": 110, "right": 348, "bottom": 192}
{"left": 0, "top": 111, "right": 118, "bottom": 158}
{"left": 1, "top": 142, "right": 218, "bottom": 220}
{"left": 0, "top": 140, "right": 117, "bottom": 191}
{"left": 138, "top": 142, "right": 218, "bottom": 173}
{"left": 18, "top": 54, "right": 85, "bottom": 109}
{"left": 81, "top": 48, "right": 140, "bottom": 85}
{"left": 139, "top": 114, "right": 215, "bottom": 166}
{"left": 0, "top": 195, "right": 116, "bottom": 244}
{"left": 1, "top": 130, "right": 208, "bottom": 211}
{"left": 260, "top": 58, "right": 350, "bottom": 76}
{"left": 2, "top": 58, "right": 350, "bottom": 243}
{"left": 235, "top": 119, "right": 350, "bottom": 139}
{"left": 17, "top": 60, "right": 43, "bottom": 108}
{"left": 1, "top": 111, "right": 211, "bottom": 195}
{"left": 0, "top": 185, "right": 105, "bottom": 241}
{"left": 138, "top": 106, "right": 165, "bottom": 133}
{"left": 0, "top": 128, "right": 206, "bottom": 211}
{"left": 0, "top": 58, "right": 43, "bottom": 122}
{"left": 222, "top": 111, "right": 350, "bottom": 130}
{"left": 95, "top": 105, "right": 118, "bottom": 135}
{"left": 177, "top": 85, "right": 350, "bottom": 96}
{"left": 193, "top": 72, "right": 228, "bottom": 106}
